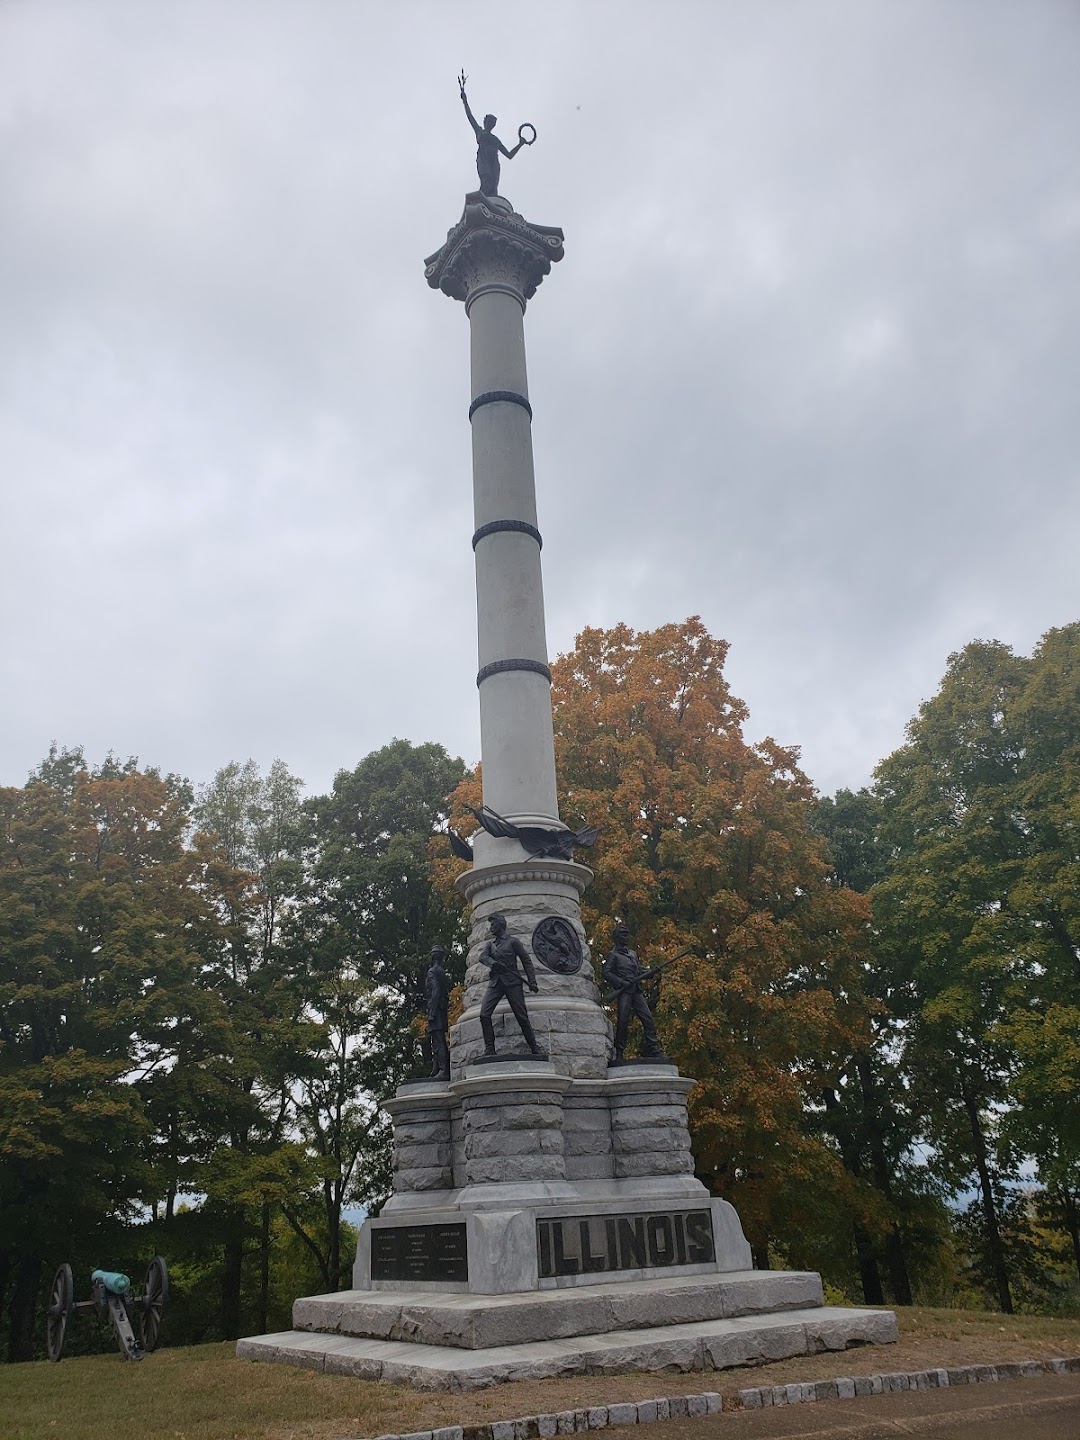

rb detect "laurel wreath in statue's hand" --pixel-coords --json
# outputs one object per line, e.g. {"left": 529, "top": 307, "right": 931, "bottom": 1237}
{"left": 518, "top": 123, "right": 537, "bottom": 146}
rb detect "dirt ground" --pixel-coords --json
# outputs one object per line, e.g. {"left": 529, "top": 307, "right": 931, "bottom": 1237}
{"left": 651, "top": 1373, "right": 1080, "bottom": 1439}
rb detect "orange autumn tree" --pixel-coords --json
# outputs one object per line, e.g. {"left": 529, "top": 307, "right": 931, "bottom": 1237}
{"left": 551, "top": 618, "right": 874, "bottom": 1268}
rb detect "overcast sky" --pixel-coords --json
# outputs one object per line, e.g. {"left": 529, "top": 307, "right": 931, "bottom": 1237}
{"left": 1, "top": 0, "right": 1077, "bottom": 802}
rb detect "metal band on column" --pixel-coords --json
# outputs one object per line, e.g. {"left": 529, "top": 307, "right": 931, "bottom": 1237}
{"left": 472, "top": 520, "right": 543, "bottom": 550}
{"left": 469, "top": 390, "right": 533, "bottom": 421}
{"left": 476, "top": 658, "right": 552, "bottom": 687}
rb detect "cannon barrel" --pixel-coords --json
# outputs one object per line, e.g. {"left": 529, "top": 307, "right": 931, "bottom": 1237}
{"left": 92, "top": 1269, "right": 132, "bottom": 1296}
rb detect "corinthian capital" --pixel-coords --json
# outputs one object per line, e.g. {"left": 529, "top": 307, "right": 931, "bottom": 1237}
{"left": 425, "top": 193, "right": 564, "bottom": 309}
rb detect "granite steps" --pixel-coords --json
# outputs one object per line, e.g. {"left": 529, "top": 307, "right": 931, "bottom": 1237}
{"left": 292, "top": 1270, "right": 825, "bottom": 1351}
{"left": 237, "top": 1303, "right": 899, "bottom": 1390}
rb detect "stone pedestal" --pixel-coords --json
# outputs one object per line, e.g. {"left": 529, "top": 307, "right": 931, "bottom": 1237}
{"left": 373, "top": 1061, "right": 728, "bottom": 1296}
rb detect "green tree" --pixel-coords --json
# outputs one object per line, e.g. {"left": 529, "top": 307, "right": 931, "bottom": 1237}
{"left": 285, "top": 739, "right": 468, "bottom": 1285}
{"left": 875, "top": 636, "right": 1054, "bottom": 1313}
{"left": 173, "top": 757, "right": 315, "bottom": 1339}
{"left": 0, "top": 748, "right": 196, "bottom": 1359}
{"left": 811, "top": 787, "right": 929, "bottom": 1307}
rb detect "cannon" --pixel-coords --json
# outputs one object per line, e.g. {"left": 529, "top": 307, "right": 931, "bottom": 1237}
{"left": 46, "top": 1256, "right": 168, "bottom": 1362}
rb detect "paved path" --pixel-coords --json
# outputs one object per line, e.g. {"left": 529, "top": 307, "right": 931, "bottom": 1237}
{"left": 655, "top": 1372, "right": 1080, "bottom": 1437}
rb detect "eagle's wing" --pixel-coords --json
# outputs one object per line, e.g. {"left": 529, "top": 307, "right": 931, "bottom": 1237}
{"left": 465, "top": 804, "right": 521, "bottom": 841}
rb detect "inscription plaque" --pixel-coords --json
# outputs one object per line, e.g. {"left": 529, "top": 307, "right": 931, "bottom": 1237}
{"left": 537, "top": 1209, "right": 714, "bottom": 1279}
{"left": 370, "top": 1223, "right": 468, "bottom": 1283}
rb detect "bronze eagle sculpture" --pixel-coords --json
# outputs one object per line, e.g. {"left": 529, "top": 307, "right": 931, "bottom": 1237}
{"left": 447, "top": 805, "right": 599, "bottom": 862}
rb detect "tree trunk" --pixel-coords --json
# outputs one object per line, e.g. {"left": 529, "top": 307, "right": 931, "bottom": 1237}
{"left": 280, "top": 1205, "right": 331, "bottom": 1290}
{"left": 221, "top": 1217, "right": 245, "bottom": 1340}
{"left": 883, "top": 1225, "right": 913, "bottom": 1306}
{"left": 165, "top": 1112, "right": 179, "bottom": 1222}
{"left": 750, "top": 1234, "right": 770, "bottom": 1270}
{"left": 856, "top": 1057, "right": 914, "bottom": 1304}
{"left": 6, "top": 1253, "right": 42, "bottom": 1363}
{"left": 822, "top": 1082, "right": 886, "bottom": 1305}
{"left": 961, "top": 1083, "right": 1013, "bottom": 1314}
{"left": 323, "top": 1175, "right": 342, "bottom": 1292}
{"left": 1060, "top": 1184, "right": 1080, "bottom": 1284}
{"left": 258, "top": 1202, "right": 271, "bottom": 1334}
{"left": 853, "top": 1221, "right": 884, "bottom": 1304}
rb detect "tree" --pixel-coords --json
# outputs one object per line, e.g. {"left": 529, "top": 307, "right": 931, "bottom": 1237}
{"left": 811, "top": 788, "right": 927, "bottom": 1307}
{"left": 996, "top": 624, "right": 1080, "bottom": 1277}
{"left": 284, "top": 740, "right": 468, "bottom": 1284}
{"left": 175, "top": 757, "right": 315, "bottom": 1339}
{"left": 0, "top": 749, "right": 196, "bottom": 1359}
{"left": 870, "top": 630, "right": 1080, "bottom": 1312}
{"left": 537, "top": 619, "right": 874, "bottom": 1270}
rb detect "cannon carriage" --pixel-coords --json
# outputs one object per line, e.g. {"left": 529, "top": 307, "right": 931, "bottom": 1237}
{"left": 46, "top": 1256, "right": 168, "bottom": 1362}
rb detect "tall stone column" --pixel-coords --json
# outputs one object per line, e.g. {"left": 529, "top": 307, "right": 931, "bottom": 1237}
{"left": 426, "top": 195, "right": 611, "bottom": 1080}
{"left": 427, "top": 193, "right": 563, "bottom": 835}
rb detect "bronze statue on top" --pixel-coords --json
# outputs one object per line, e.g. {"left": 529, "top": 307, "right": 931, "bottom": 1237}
{"left": 458, "top": 70, "right": 536, "bottom": 197}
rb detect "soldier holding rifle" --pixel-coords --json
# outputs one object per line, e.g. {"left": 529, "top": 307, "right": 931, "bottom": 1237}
{"left": 478, "top": 912, "right": 546, "bottom": 1058}
{"left": 602, "top": 922, "right": 692, "bottom": 1062}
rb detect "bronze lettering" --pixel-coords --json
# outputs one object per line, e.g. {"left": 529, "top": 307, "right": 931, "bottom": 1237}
{"left": 536, "top": 1210, "right": 714, "bottom": 1278}
{"left": 617, "top": 1216, "right": 647, "bottom": 1268}
{"left": 686, "top": 1210, "right": 715, "bottom": 1263}
{"left": 647, "top": 1214, "right": 675, "bottom": 1265}
{"left": 552, "top": 1220, "right": 579, "bottom": 1275}
{"left": 579, "top": 1219, "right": 606, "bottom": 1273}
{"left": 538, "top": 1220, "right": 553, "bottom": 1278}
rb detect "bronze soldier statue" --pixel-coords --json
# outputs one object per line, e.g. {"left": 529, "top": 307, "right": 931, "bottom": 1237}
{"left": 425, "top": 946, "right": 450, "bottom": 1079}
{"left": 478, "top": 912, "right": 546, "bottom": 1058}
{"left": 601, "top": 921, "right": 665, "bottom": 1062}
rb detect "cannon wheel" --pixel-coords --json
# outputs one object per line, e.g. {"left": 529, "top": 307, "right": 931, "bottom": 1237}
{"left": 138, "top": 1256, "right": 168, "bottom": 1351}
{"left": 46, "top": 1263, "right": 73, "bottom": 1362}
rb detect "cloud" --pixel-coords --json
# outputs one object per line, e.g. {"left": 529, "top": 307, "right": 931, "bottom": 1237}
{"left": 1, "top": 0, "right": 1077, "bottom": 799}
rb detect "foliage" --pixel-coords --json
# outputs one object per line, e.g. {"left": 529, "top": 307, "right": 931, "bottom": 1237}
{"left": 544, "top": 618, "right": 875, "bottom": 1267}
{"left": 288, "top": 739, "right": 469, "bottom": 1247}
{"left": 0, "top": 740, "right": 463, "bottom": 1357}
{"left": 0, "top": 747, "right": 202, "bottom": 1359}
{"left": 872, "top": 624, "right": 1080, "bottom": 1313}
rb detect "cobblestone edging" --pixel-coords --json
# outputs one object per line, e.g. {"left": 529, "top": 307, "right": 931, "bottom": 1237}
{"left": 735, "top": 1354, "right": 1080, "bottom": 1409}
{"left": 352, "top": 1355, "right": 1080, "bottom": 1440}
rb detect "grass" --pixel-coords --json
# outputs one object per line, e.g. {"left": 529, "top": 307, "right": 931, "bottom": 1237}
{"left": 1, "top": 1307, "right": 1079, "bottom": 1440}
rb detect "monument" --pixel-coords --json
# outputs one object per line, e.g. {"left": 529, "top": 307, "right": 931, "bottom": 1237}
{"left": 237, "top": 80, "right": 897, "bottom": 1387}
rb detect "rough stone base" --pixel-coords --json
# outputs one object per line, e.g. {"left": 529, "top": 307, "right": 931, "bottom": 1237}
{"left": 236, "top": 1303, "right": 898, "bottom": 1390}
{"left": 294, "top": 1270, "right": 824, "bottom": 1350}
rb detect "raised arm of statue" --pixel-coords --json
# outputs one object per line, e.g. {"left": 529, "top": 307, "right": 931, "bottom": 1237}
{"left": 458, "top": 71, "right": 483, "bottom": 139}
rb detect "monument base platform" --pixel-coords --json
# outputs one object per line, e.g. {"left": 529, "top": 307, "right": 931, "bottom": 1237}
{"left": 237, "top": 1270, "right": 898, "bottom": 1389}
